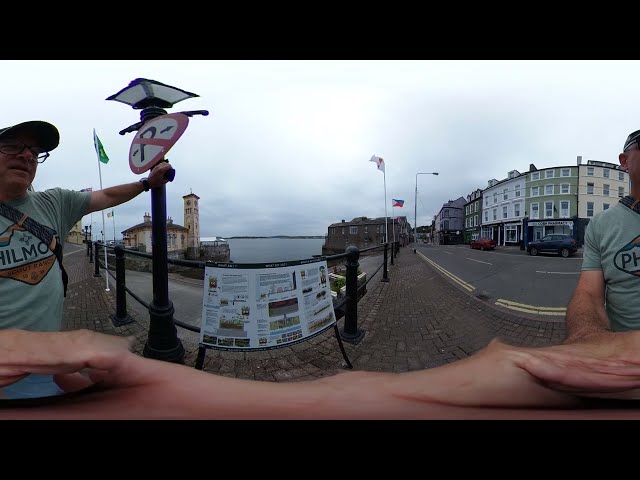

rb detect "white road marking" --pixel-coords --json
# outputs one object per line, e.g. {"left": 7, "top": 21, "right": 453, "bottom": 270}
{"left": 467, "top": 258, "right": 492, "bottom": 265}
{"left": 535, "top": 271, "right": 580, "bottom": 275}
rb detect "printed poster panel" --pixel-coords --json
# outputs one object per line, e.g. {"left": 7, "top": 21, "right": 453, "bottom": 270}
{"left": 200, "top": 258, "right": 336, "bottom": 351}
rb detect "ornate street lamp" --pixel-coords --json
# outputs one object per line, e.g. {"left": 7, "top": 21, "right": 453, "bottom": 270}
{"left": 107, "top": 78, "right": 209, "bottom": 364}
{"left": 414, "top": 172, "right": 439, "bottom": 243}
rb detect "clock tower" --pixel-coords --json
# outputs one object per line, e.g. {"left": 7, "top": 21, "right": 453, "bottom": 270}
{"left": 183, "top": 192, "right": 200, "bottom": 257}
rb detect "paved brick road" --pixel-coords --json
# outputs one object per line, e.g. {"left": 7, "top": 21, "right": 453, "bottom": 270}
{"left": 62, "top": 244, "right": 566, "bottom": 381}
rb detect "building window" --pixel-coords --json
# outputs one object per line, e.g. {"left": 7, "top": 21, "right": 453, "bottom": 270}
{"left": 603, "top": 184, "right": 610, "bottom": 196}
{"left": 515, "top": 185, "right": 521, "bottom": 197}
{"left": 560, "top": 200, "right": 569, "bottom": 217}
{"left": 503, "top": 206, "right": 508, "bottom": 218}
{"left": 545, "top": 184, "right": 554, "bottom": 195}
{"left": 484, "top": 211, "right": 488, "bottom": 222}
{"left": 545, "top": 201, "right": 553, "bottom": 218}
{"left": 587, "top": 182, "right": 594, "bottom": 194}
{"left": 561, "top": 168, "right": 570, "bottom": 177}
{"left": 342, "top": 227, "right": 345, "bottom": 234}
{"left": 474, "top": 215, "right": 478, "bottom": 227}
{"left": 619, "top": 186, "right": 625, "bottom": 198}
{"left": 561, "top": 183, "right": 569, "bottom": 194}
{"left": 531, "top": 172, "right": 540, "bottom": 181}
{"left": 531, "top": 186, "right": 539, "bottom": 197}
{"left": 503, "top": 189, "right": 508, "bottom": 200}
{"left": 603, "top": 203, "right": 610, "bottom": 210}
{"left": 364, "top": 226, "right": 368, "bottom": 234}
{"left": 493, "top": 193, "right": 497, "bottom": 204}
{"left": 587, "top": 166, "right": 594, "bottom": 176}
{"left": 514, "top": 203, "right": 520, "bottom": 216}
{"left": 545, "top": 170, "right": 554, "bottom": 178}
{"left": 531, "top": 203, "right": 539, "bottom": 219}
{"left": 619, "top": 171, "right": 625, "bottom": 181}
{"left": 587, "top": 202, "right": 594, "bottom": 217}
{"left": 603, "top": 169, "right": 610, "bottom": 178}
{"left": 349, "top": 226, "right": 358, "bottom": 234}
{"left": 505, "top": 226, "right": 518, "bottom": 242}
{"left": 485, "top": 197, "right": 489, "bottom": 207}
{"left": 493, "top": 209, "right": 497, "bottom": 221}
{"left": 474, "top": 202, "right": 478, "bottom": 212}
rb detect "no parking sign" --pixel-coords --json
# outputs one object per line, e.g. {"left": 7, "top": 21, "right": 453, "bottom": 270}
{"left": 128, "top": 113, "right": 189, "bottom": 174}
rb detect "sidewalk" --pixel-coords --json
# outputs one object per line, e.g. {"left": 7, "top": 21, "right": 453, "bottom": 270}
{"left": 62, "top": 244, "right": 566, "bottom": 381}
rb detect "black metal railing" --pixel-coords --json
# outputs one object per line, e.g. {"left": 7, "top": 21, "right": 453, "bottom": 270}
{"left": 88, "top": 239, "right": 401, "bottom": 352}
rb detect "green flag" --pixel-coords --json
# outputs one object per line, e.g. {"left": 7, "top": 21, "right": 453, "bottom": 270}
{"left": 93, "top": 129, "right": 110, "bottom": 164}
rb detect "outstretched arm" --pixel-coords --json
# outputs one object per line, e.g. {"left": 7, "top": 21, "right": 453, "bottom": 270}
{"left": 564, "top": 270, "right": 610, "bottom": 343}
{"left": 85, "top": 162, "right": 173, "bottom": 214}
{"left": 4, "top": 330, "right": 640, "bottom": 419}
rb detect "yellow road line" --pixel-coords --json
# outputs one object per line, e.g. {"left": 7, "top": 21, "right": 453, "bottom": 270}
{"left": 416, "top": 252, "right": 475, "bottom": 292}
{"left": 495, "top": 299, "right": 566, "bottom": 316}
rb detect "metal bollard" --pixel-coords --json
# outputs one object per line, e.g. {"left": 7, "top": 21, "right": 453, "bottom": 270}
{"left": 94, "top": 242, "right": 101, "bottom": 277}
{"left": 340, "top": 245, "right": 364, "bottom": 344}
{"left": 382, "top": 243, "right": 389, "bottom": 282}
{"left": 88, "top": 240, "right": 93, "bottom": 263}
{"left": 111, "top": 245, "right": 134, "bottom": 326}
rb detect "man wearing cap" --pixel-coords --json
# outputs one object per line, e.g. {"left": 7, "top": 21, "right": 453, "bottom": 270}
{"left": 564, "top": 129, "right": 640, "bottom": 350}
{"left": 0, "top": 120, "right": 173, "bottom": 399}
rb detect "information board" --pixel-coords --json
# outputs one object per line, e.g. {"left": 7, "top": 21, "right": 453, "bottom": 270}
{"left": 200, "top": 258, "right": 336, "bottom": 351}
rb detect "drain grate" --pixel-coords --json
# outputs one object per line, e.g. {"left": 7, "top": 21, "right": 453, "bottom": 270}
{"left": 475, "top": 294, "right": 491, "bottom": 301}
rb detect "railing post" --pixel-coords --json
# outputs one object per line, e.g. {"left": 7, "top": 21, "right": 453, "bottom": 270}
{"left": 111, "top": 245, "right": 134, "bottom": 326}
{"left": 88, "top": 240, "right": 93, "bottom": 263}
{"left": 93, "top": 241, "right": 101, "bottom": 277}
{"left": 340, "top": 245, "right": 364, "bottom": 344}
{"left": 382, "top": 243, "right": 389, "bottom": 282}
{"left": 390, "top": 239, "right": 395, "bottom": 266}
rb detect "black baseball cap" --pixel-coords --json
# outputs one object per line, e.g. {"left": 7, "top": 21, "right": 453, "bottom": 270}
{"left": 0, "top": 120, "right": 59, "bottom": 152}
{"left": 624, "top": 129, "right": 640, "bottom": 151}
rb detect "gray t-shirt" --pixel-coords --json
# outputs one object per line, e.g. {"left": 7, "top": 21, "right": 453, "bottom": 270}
{"left": 582, "top": 202, "right": 640, "bottom": 331}
{"left": 0, "top": 188, "right": 91, "bottom": 331}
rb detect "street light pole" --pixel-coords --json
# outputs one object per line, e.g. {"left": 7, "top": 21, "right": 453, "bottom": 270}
{"left": 107, "top": 78, "right": 208, "bottom": 364}
{"left": 414, "top": 172, "right": 439, "bottom": 243}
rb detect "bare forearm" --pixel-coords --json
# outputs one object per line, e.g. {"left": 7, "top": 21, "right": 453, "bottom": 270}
{"left": 565, "top": 289, "right": 610, "bottom": 343}
{"left": 86, "top": 182, "right": 144, "bottom": 213}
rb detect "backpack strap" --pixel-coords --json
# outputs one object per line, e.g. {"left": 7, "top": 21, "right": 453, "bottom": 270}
{"left": 0, "top": 202, "right": 69, "bottom": 297}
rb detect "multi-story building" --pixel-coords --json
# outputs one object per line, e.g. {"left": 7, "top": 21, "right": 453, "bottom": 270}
{"left": 480, "top": 170, "right": 527, "bottom": 246}
{"left": 576, "top": 158, "right": 629, "bottom": 244}
{"left": 463, "top": 189, "right": 482, "bottom": 243}
{"left": 323, "top": 216, "right": 398, "bottom": 255}
{"left": 122, "top": 213, "right": 189, "bottom": 255}
{"left": 523, "top": 163, "right": 580, "bottom": 244}
{"left": 434, "top": 197, "right": 465, "bottom": 245}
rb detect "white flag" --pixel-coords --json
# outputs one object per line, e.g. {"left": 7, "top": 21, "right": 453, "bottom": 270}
{"left": 370, "top": 155, "right": 385, "bottom": 173}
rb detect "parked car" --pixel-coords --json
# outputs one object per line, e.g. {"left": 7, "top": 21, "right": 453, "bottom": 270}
{"left": 469, "top": 238, "right": 496, "bottom": 251}
{"left": 528, "top": 234, "right": 578, "bottom": 258}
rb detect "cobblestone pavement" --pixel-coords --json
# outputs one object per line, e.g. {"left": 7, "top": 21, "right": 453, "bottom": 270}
{"left": 62, "top": 244, "right": 566, "bottom": 381}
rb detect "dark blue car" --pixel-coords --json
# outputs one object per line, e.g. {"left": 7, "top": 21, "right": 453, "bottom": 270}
{"left": 528, "top": 234, "right": 578, "bottom": 258}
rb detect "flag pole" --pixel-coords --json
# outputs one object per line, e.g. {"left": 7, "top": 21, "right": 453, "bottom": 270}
{"left": 112, "top": 210, "right": 116, "bottom": 243}
{"left": 94, "top": 128, "right": 109, "bottom": 292}
{"left": 383, "top": 170, "right": 388, "bottom": 243}
{"left": 392, "top": 206, "right": 396, "bottom": 244}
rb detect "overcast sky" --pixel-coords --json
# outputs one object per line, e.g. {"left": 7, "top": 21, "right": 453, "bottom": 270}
{"left": 6, "top": 60, "right": 637, "bottom": 238}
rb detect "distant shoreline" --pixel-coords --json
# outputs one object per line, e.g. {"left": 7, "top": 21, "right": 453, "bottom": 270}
{"left": 227, "top": 236, "right": 325, "bottom": 239}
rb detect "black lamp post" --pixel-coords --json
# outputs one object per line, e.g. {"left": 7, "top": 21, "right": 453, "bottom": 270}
{"left": 107, "top": 78, "right": 208, "bottom": 364}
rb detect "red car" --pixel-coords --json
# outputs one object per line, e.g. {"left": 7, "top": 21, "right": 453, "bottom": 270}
{"left": 469, "top": 238, "right": 496, "bottom": 251}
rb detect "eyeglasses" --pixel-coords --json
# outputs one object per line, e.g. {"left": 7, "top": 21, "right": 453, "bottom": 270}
{"left": 0, "top": 142, "right": 50, "bottom": 163}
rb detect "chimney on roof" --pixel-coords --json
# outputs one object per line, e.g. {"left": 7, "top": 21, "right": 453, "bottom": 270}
{"left": 341, "top": 219, "right": 345, "bottom": 223}
{"left": 577, "top": 155, "right": 582, "bottom": 166}
{"left": 143, "top": 212, "right": 151, "bottom": 223}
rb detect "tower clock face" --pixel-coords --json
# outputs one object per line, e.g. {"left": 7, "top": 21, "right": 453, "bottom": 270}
{"left": 186, "top": 200, "right": 191, "bottom": 206}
